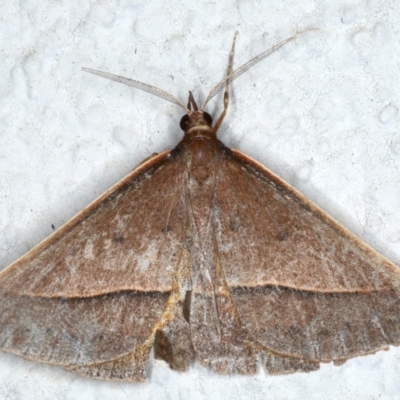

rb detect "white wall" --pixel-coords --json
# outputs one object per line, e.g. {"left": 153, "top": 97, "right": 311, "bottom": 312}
{"left": 1, "top": 1, "right": 400, "bottom": 398}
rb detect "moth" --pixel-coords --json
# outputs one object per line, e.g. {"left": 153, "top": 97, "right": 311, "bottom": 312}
{"left": 1, "top": 31, "right": 400, "bottom": 382}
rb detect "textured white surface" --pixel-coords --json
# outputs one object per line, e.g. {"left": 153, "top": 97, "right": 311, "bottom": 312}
{"left": 1, "top": 1, "right": 400, "bottom": 399}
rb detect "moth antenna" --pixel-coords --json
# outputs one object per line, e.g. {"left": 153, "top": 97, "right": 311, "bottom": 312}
{"left": 210, "top": 31, "right": 238, "bottom": 135}
{"left": 82, "top": 67, "right": 188, "bottom": 111}
{"left": 202, "top": 28, "right": 318, "bottom": 109}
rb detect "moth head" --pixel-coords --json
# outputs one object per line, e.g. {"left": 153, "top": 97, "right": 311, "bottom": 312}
{"left": 82, "top": 30, "right": 313, "bottom": 140}
{"left": 179, "top": 91, "right": 213, "bottom": 134}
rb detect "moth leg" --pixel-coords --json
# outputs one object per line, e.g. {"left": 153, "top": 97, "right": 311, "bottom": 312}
{"left": 153, "top": 296, "right": 195, "bottom": 372}
{"left": 153, "top": 248, "right": 195, "bottom": 372}
{"left": 212, "top": 32, "right": 238, "bottom": 134}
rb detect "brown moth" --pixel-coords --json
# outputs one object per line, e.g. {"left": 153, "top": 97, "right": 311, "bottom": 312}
{"left": 1, "top": 31, "right": 400, "bottom": 382}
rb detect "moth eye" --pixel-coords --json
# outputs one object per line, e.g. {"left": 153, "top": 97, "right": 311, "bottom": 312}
{"left": 180, "top": 115, "right": 190, "bottom": 131}
{"left": 203, "top": 112, "right": 212, "bottom": 125}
